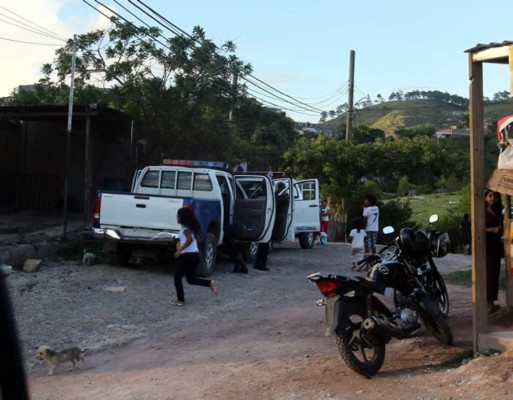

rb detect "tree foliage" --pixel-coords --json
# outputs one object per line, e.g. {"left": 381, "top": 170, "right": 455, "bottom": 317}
{"left": 284, "top": 134, "right": 468, "bottom": 231}
{"left": 15, "top": 19, "right": 295, "bottom": 168}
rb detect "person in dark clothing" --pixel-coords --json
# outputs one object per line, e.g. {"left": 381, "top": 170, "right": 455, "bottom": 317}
{"left": 253, "top": 182, "right": 289, "bottom": 271}
{"left": 224, "top": 223, "right": 248, "bottom": 273}
{"left": 459, "top": 213, "right": 471, "bottom": 255}
{"left": 254, "top": 241, "right": 270, "bottom": 271}
{"left": 484, "top": 189, "right": 503, "bottom": 314}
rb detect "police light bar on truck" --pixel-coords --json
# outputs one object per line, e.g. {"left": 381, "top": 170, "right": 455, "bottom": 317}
{"left": 162, "top": 159, "right": 230, "bottom": 170}
{"left": 245, "top": 171, "right": 286, "bottom": 178}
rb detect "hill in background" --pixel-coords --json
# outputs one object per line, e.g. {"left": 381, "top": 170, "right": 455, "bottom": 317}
{"left": 317, "top": 98, "right": 513, "bottom": 136}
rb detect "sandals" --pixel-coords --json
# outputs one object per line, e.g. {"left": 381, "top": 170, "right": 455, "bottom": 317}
{"left": 170, "top": 300, "right": 185, "bottom": 306}
{"left": 210, "top": 280, "right": 219, "bottom": 295}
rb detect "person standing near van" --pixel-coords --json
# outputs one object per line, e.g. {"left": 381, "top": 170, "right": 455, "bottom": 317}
{"left": 363, "top": 194, "right": 379, "bottom": 255}
{"left": 319, "top": 200, "right": 330, "bottom": 244}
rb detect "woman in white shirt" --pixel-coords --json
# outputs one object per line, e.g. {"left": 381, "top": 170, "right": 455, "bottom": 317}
{"left": 171, "top": 207, "right": 218, "bottom": 306}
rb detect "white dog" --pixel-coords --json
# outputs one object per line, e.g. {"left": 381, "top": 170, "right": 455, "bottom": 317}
{"left": 82, "top": 249, "right": 95, "bottom": 266}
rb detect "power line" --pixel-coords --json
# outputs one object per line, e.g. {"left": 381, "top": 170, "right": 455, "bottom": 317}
{"left": 0, "top": 36, "right": 62, "bottom": 46}
{"left": 84, "top": 0, "right": 331, "bottom": 117}
{"left": 129, "top": 0, "right": 326, "bottom": 114}
{"left": 0, "top": 5, "right": 66, "bottom": 42}
{"left": 90, "top": 0, "right": 322, "bottom": 115}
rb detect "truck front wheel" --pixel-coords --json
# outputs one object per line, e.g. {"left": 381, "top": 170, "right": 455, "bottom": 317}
{"left": 197, "top": 233, "right": 217, "bottom": 277}
{"left": 242, "top": 242, "right": 258, "bottom": 263}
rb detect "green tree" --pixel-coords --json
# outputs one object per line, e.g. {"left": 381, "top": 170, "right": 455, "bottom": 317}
{"left": 284, "top": 134, "right": 468, "bottom": 238}
{"left": 20, "top": 19, "right": 297, "bottom": 168}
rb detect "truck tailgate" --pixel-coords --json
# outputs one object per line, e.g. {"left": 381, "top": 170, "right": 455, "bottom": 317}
{"left": 99, "top": 193, "right": 183, "bottom": 230}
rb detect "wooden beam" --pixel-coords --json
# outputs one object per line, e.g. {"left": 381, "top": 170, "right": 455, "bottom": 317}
{"left": 472, "top": 46, "right": 510, "bottom": 63}
{"left": 469, "top": 56, "right": 488, "bottom": 352}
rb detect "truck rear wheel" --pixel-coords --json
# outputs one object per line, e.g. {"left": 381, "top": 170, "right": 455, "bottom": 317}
{"left": 197, "top": 233, "right": 217, "bottom": 277}
{"left": 299, "top": 232, "right": 315, "bottom": 249}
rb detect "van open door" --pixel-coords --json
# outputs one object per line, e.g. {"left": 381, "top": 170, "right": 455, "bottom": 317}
{"left": 232, "top": 175, "right": 276, "bottom": 243}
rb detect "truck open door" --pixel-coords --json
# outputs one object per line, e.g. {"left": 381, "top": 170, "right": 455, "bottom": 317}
{"left": 271, "top": 178, "right": 293, "bottom": 241}
{"left": 232, "top": 175, "right": 276, "bottom": 243}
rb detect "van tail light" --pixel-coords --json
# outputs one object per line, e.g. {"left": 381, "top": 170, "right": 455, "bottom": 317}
{"left": 93, "top": 192, "right": 101, "bottom": 228}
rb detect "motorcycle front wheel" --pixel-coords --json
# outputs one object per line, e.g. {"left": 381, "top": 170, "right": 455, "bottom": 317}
{"left": 430, "top": 268, "right": 449, "bottom": 318}
{"left": 417, "top": 294, "right": 453, "bottom": 345}
{"left": 334, "top": 301, "right": 386, "bottom": 377}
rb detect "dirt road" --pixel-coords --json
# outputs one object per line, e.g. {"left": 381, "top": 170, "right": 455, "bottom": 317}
{"left": 5, "top": 241, "right": 513, "bottom": 399}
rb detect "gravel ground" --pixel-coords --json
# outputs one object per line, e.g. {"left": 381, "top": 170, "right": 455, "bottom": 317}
{"left": 4, "top": 239, "right": 513, "bottom": 400}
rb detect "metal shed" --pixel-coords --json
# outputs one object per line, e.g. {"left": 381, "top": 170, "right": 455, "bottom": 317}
{"left": 466, "top": 40, "right": 513, "bottom": 352}
{"left": 0, "top": 104, "right": 132, "bottom": 231}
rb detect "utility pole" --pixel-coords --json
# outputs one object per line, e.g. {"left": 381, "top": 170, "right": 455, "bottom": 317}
{"left": 63, "top": 35, "right": 77, "bottom": 240}
{"left": 345, "top": 50, "right": 355, "bottom": 141}
{"left": 228, "top": 71, "right": 238, "bottom": 122}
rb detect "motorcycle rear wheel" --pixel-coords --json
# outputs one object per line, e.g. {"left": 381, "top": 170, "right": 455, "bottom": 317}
{"left": 334, "top": 301, "right": 386, "bottom": 377}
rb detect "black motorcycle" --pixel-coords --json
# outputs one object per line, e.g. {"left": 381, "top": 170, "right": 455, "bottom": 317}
{"left": 357, "top": 215, "right": 450, "bottom": 317}
{"left": 307, "top": 215, "right": 453, "bottom": 377}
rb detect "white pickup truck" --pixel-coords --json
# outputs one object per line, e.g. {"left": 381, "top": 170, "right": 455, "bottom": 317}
{"left": 92, "top": 160, "right": 320, "bottom": 276}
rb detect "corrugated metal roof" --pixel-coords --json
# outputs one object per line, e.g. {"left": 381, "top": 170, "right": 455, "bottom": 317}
{"left": 0, "top": 104, "right": 129, "bottom": 124}
{"left": 465, "top": 40, "right": 513, "bottom": 53}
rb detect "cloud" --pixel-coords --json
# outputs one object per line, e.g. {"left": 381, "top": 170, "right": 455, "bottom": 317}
{"left": 0, "top": 0, "right": 112, "bottom": 96}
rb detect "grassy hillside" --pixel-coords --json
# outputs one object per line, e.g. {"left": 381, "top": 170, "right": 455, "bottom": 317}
{"left": 403, "top": 193, "right": 462, "bottom": 225}
{"left": 321, "top": 98, "right": 513, "bottom": 136}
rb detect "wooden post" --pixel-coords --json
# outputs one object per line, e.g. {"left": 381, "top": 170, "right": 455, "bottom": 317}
{"left": 507, "top": 46, "right": 513, "bottom": 307}
{"left": 469, "top": 55, "right": 487, "bottom": 351}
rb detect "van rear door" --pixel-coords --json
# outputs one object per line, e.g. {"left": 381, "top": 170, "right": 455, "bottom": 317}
{"left": 232, "top": 175, "right": 276, "bottom": 243}
{"left": 292, "top": 179, "right": 321, "bottom": 233}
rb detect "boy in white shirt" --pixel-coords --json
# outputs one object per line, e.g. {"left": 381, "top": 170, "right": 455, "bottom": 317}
{"left": 363, "top": 194, "right": 380, "bottom": 255}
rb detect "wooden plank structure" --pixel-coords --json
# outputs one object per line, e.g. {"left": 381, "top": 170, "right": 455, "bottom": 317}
{"left": 466, "top": 41, "right": 513, "bottom": 352}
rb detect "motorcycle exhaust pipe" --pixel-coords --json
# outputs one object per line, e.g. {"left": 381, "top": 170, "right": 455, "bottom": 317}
{"left": 363, "top": 316, "right": 406, "bottom": 339}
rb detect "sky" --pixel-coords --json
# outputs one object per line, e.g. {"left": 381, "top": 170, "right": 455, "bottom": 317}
{"left": 1, "top": 0, "right": 512, "bottom": 123}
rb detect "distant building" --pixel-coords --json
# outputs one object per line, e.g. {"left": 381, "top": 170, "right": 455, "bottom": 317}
{"left": 13, "top": 84, "right": 35, "bottom": 94}
{"left": 434, "top": 128, "right": 470, "bottom": 139}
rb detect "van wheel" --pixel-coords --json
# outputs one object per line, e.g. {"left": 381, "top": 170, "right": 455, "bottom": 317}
{"left": 299, "top": 232, "right": 315, "bottom": 249}
{"left": 198, "top": 233, "right": 217, "bottom": 277}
